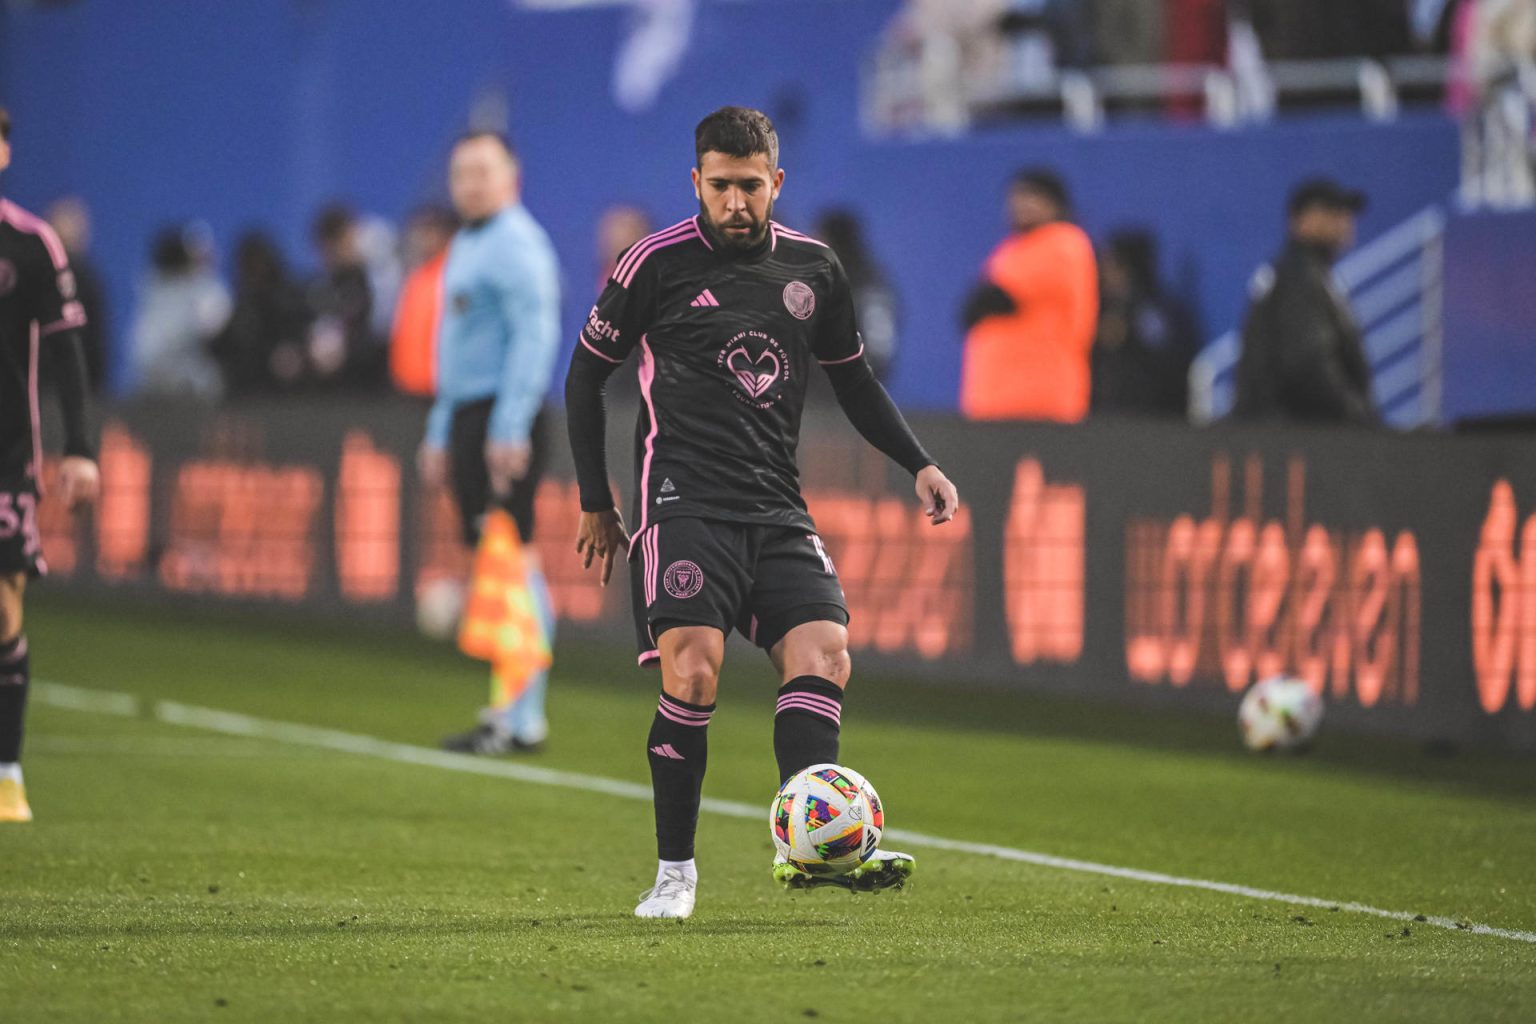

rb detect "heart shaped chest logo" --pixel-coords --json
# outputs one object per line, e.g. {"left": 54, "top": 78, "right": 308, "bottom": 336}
{"left": 726, "top": 346, "right": 782, "bottom": 399}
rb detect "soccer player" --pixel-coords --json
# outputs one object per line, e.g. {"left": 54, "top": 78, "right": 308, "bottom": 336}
{"left": 417, "top": 132, "right": 561, "bottom": 754}
{"left": 0, "top": 105, "right": 101, "bottom": 822}
{"left": 565, "top": 107, "right": 959, "bottom": 918}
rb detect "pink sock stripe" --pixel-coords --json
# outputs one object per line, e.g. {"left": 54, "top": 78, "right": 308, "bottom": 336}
{"left": 776, "top": 690, "right": 842, "bottom": 715}
{"left": 659, "top": 693, "right": 713, "bottom": 719}
{"left": 0, "top": 636, "right": 27, "bottom": 665}
{"left": 657, "top": 703, "right": 712, "bottom": 727}
{"left": 775, "top": 697, "right": 842, "bottom": 724}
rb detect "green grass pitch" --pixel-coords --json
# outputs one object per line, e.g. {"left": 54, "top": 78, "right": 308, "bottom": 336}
{"left": 4, "top": 593, "right": 1536, "bottom": 1022}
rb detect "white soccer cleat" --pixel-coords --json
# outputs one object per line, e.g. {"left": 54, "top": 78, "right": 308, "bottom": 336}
{"left": 634, "top": 868, "right": 697, "bottom": 919}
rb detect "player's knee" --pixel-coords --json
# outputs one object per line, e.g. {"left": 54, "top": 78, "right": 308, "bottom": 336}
{"left": 661, "top": 630, "right": 724, "bottom": 705}
{"left": 666, "top": 658, "right": 719, "bottom": 705}
{"left": 782, "top": 627, "right": 851, "bottom": 687}
{"left": 810, "top": 645, "right": 852, "bottom": 687}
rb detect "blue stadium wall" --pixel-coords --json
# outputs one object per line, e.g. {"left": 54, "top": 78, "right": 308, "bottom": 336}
{"left": 1, "top": 0, "right": 1460, "bottom": 409}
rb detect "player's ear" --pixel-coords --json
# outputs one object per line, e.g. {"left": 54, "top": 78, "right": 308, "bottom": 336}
{"left": 690, "top": 167, "right": 702, "bottom": 201}
{"left": 772, "top": 167, "right": 785, "bottom": 199}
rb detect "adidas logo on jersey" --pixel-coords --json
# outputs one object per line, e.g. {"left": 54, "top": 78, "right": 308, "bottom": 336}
{"left": 660, "top": 478, "right": 676, "bottom": 493}
{"left": 689, "top": 289, "right": 720, "bottom": 308}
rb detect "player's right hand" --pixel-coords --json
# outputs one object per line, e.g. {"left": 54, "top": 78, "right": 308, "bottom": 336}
{"left": 915, "top": 464, "right": 959, "bottom": 526}
{"left": 417, "top": 444, "right": 448, "bottom": 488}
{"left": 576, "top": 508, "right": 630, "bottom": 587}
{"left": 58, "top": 456, "right": 100, "bottom": 511}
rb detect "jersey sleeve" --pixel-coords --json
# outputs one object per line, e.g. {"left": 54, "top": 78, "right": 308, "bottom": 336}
{"left": 578, "top": 248, "right": 658, "bottom": 366}
{"left": 811, "top": 253, "right": 865, "bottom": 368}
{"left": 29, "top": 227, "right": 88, "bottom": 337}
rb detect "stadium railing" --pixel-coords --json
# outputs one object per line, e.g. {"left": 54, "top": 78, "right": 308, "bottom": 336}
{"left": 1188, "top": 203, "right": 1449, "bottom": 430}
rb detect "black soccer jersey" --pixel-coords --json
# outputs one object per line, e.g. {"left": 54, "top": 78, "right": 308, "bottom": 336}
{"left": 577, "top": 216, "right": 866, "bottom": 536}
{"left": 0, "top": 198, "right": 87, "bottom": 476}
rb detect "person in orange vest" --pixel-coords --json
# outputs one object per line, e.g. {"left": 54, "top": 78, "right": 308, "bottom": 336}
{"left": 959, "top": 169, "right": 1098, "bottom": 422}
{"left": 389, "top": 205, "right": 457, "bottom": 397}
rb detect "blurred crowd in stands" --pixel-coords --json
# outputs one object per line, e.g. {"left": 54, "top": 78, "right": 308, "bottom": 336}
{"left": 879, "top": 0, "right": 1536, "bottom": 124}
{"left": 888, "top": 0, "right": 1530, "bottom": 71}
{"left": 50, "top": 171, "right": 1371, "bottom": 426}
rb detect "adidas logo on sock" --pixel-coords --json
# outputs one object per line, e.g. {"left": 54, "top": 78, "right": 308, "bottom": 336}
{"left": 649, "top": 744, "right": 685, "bottom": 760}
{"left": 689, "top": 289, "right": 720, "bottom": 308}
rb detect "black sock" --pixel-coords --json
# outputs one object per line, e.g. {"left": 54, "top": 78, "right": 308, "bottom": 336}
{"left": 646, "top": 691, "right": 714, "bottom": 861}
{"left": 773, "top": 676, "right": 843, "bottom": 785}
{"left": 0, "top": 635, "right": 30, "bottom": 764}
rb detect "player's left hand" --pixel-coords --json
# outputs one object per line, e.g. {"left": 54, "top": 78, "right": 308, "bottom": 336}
{"left": 58, "top": 456, "right": 101, "bottom": 511}
{"left": 486, "top": 441, "right": 532, "bottom": 497}
{"left": 576, "top": 508, "right": 630, "bottom": 587}
{"left": 915, "top": 464, "right": 958, "bottom": 526}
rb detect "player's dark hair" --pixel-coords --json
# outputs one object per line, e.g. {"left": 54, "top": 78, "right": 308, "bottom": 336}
{"left": 694, "top": 106, "right": 778, "bottom": 168}
{"left": 454, "top": 130, "right": 518, "bottom": 162}
{"left": 0, "top": 106, "right": 10, "bottom": 142}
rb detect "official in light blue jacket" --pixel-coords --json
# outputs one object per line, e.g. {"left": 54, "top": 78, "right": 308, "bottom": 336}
{"left": 419, "top": 131, "right": 561, "bottom": 755}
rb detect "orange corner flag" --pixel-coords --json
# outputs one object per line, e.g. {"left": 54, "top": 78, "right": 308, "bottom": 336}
{"left": 458, "top": 509, "right": 552, "bottom": 706}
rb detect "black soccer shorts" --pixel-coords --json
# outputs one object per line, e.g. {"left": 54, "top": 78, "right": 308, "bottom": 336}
{"left": 0, "top": 476, "right": 45, "bottom": 578}
{"left": 449, "top": 399, "right": 550, "bottom": 545}
{"left": 628, "top": 516, "right": 849, "bottom": 667}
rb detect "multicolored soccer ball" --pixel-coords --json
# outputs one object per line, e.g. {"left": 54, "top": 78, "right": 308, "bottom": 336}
{"left": 1238, "top": 676, "right": 1325, "bottom": 752}
{"left": 770, "top": 763, "right": 884, "bottom": 876}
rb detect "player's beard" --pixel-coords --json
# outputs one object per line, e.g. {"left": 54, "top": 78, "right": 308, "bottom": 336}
{"left": 700, "top": 196, "right": 773, "bottom": 252}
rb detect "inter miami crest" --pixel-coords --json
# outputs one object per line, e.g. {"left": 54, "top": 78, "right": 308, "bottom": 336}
{"left": 783, "top": 280, "right": 815, "bottom": 320}
{"left": 663, "top": 560, "right": 705, "bottom": 600}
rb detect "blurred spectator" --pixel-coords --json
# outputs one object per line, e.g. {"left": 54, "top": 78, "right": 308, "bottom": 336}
{"left": 1233, "top": 179, "right": 1377, "bottom": 425}
{"left": 305, "top": 203, "right": 384, "bottom": 390}
{"left": 357, "top": 213, "right": 403, "bottom": 340}
{"left": 1092, "top": 0, "right": 1164, "bottom": 66}
{"left": 43, "top": 197, "right": 108, "bottom": 391}
{"left": 389, "top": 205, "right": 458, "bottom": 397}
{"left": 129, "top": 224, "right": 229, "bottom": 399}
{"left": 1469, "top": 0, "right": 1536, "bottom": 91}
{"left": 209, "top": 232, "right": 310, "bottom": 397}
{"left": 1091, "top": 230, "right": 1199, "bottom": 417}
{"left": 958, "top": 168, "right": 1098, "bottom": 422}
{"left": 1245, "top": 0, "right": 1413, "bottom": 60}
{"left": 595, "top": 204, "right": 652, "bottom": 293}
{"left": 813, "top": 209, "right": 900, "bottom": 384}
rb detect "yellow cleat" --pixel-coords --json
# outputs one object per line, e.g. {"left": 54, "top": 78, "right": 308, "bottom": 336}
{"left": 0, "top": 777, "right": 33, "bottom": 823}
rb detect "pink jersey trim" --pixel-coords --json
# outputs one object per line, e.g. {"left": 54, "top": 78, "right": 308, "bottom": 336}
{"left": 817, "top": 343, "right": 865, "bottom": 367}
{"left": 616, "top": 219, "right": 697, "bottom": 288}
{"left": 614, "top": 219, "right": 693, "bottom": 282}
{"left": 28, "top": 322, "right": 42, "bottom": 488}
{"left": 631, "top": 335, "right": 660, "bottom": 552}
{"left": 771, "top": 223, "right": 830, "bottom": 249}
{"left": 578, "top": 334, "right": 624, "bottom": 364}
{"left": 0, "top": 199, "right": 71, "bottom": 270}
{"left": 638, "top": 650, "right": 660, "bottom": 668}
{"left": 692, "top": 215, "right": 713, "bottom": 251}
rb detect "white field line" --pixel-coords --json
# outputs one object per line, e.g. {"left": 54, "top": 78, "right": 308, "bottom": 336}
{"left": 33, "top": 680, "right": 1536, "bottom": 946}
